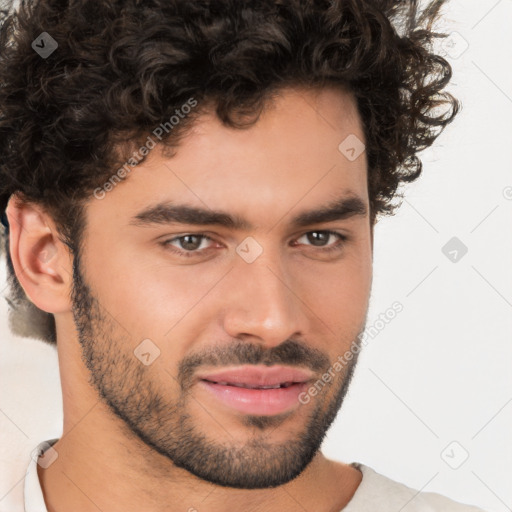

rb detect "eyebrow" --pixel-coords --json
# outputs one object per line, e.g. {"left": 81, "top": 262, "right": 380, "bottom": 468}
{"left": 129, "top": 194, "right": 368, "bottom": 230}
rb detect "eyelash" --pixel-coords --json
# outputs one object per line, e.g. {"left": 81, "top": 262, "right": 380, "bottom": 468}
{"left": 160, "top": 230, "right": 348, "bottom": 258}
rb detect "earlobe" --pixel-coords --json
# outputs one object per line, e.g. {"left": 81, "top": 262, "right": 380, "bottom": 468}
{"left": 5, "top": 194, "right": 73, "bottom": 314}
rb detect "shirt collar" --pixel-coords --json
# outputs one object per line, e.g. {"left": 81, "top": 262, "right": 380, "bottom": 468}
{"left": 24, "top": 438, "right": 59, "bottom": 512}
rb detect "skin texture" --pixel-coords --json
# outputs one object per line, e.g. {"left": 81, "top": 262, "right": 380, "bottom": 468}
{"left": 7, "top": 86, "right": 374, "bottom": 512}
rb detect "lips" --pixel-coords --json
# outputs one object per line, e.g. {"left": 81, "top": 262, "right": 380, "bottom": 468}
{"left": 197, "top": 366, "right": 314, "bottom": 415}
{"left": 198, "top": 365, "right": 314, "bottom": 389}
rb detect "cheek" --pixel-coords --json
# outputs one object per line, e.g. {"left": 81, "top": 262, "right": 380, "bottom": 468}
{"left": 295, "top": 251, "right": 372, "bottom": 320}
{"left": 83, "top": 231, "right": 371, "bottom": 350}
{"left": 84, "top": 243, "right": 226, "bottom": 341}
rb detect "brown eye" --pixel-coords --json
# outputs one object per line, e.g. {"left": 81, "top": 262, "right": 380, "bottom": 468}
{"left": 176, "top": 234, "right": 205, "bottom": 251}
{"left": 305, "top": 231, "right": 331, "bottom": 246}
{"left": 296, "top": 230, "right": 347, "bottom": 250}
{"left": 161, "top": 234, "right": 215, "bottom": 257}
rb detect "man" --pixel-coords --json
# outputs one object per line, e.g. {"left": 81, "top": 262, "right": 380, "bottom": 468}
{"left": 0, "top": 0, "right": 485, "bottom": 510}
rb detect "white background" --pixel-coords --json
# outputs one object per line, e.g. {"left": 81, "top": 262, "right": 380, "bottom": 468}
{"left": 0, "top": 1, "right": 510, "bottom": 511}
{"left": 325, "top": 1, "right": 512, "bottom": 510}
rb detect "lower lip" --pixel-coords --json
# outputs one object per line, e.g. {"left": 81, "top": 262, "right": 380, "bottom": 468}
{"left": 199, "top": 380, "right": 309, "bottom": 416}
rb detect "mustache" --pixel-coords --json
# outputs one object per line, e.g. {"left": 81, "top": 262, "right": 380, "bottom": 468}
{"left": 178, "top": 338, "right": 330, "bottom": 392}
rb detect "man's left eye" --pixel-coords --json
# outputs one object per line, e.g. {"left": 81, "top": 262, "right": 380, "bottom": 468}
{"left": 295, "top": 230, "right": 346, "bottom": 248}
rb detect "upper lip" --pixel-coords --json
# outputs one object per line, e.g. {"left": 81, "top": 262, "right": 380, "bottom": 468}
{"left": 198, "top": 365, "right": 314, "bottom": 387}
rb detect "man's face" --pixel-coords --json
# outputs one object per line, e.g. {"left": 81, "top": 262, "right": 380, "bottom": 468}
{"left": 69, "top": 86, "right": 373, "bottom": 489}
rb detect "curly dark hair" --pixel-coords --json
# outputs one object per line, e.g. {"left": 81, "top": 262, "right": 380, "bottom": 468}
{"left": 0, "top": 0, "right": 460, "bottom": 345}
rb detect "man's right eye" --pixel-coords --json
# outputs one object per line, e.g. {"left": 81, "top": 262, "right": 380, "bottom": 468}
{"left": 160, "top": 234, "right": 217, "bottom": 257}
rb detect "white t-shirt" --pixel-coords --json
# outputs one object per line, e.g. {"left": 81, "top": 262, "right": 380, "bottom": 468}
{"left": 10, "top": 439, "right": 486, "bottom": 512}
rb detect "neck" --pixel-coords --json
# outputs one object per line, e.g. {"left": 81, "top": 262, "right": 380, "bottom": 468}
{"left": 37, "top": 409, "right": 361, "bottom": 512}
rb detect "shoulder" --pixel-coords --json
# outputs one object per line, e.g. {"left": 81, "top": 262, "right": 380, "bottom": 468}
{"left": 343, "top": 463, "right": 487, "bottom": 512}
{"left": 0, "top": 437, "right": 32, "bottom": 511}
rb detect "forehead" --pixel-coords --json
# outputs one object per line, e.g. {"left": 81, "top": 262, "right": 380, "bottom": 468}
{"left": 86, "top": 86, "right": 368, "bottom": 229}
{"left": 180, "top": 86, "right": 365, "bottom": 175}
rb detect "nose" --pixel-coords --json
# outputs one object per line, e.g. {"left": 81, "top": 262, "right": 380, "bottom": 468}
{"left": 220, "top": 251, "right": 307, "bottom": 348}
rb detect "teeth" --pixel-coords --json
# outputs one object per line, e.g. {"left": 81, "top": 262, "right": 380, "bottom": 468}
{"left": 232, "top": 383, "right": 281, "bottom": 389}
{"left": 211, "top": 381, "right": 294, "bottom": 389}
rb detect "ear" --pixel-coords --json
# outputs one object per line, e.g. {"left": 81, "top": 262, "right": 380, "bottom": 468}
{"left": 5, "top": 193, "right": 74, "bottom": 314}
